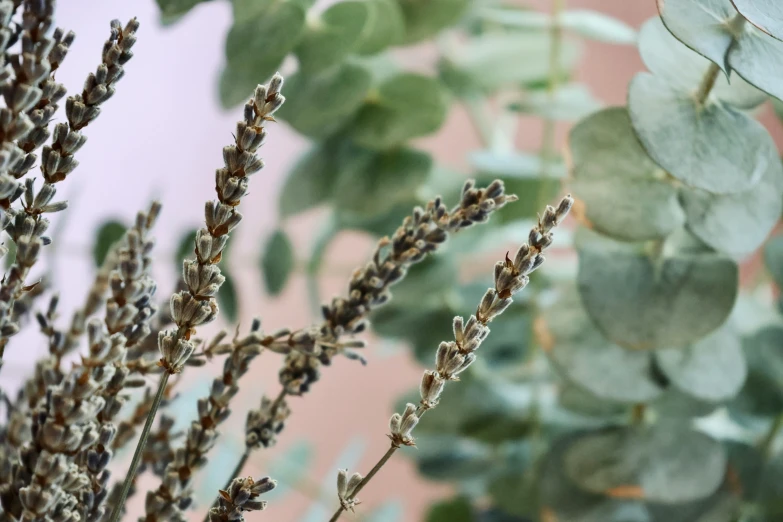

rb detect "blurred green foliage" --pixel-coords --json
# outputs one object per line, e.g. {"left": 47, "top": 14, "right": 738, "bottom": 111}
{"left": 130, "top": 0, "right": 783, "bottom": 520}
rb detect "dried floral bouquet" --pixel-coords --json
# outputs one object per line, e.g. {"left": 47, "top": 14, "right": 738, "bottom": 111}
{"left": 0, "top": 2, "right": 574, "bottom": 522}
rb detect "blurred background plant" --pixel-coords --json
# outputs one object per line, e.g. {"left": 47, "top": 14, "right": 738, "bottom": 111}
{"left": 23, "top": 0, "right": 783, "bottom": 520}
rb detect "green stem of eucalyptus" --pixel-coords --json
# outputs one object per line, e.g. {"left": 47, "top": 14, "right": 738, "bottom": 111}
{"left": 695, "top": 62, "right": 721, "bottom": 105}
{"left": 631, "top": 403, "right": 646, "bottom": 425}
{"left": 536, "top": 0, "right": 565, "bottom": 210}
{"left": 306, "top": 215, "right": 338, "bottom": 318}
{"left": 465, "top": 97, "right": 494, "bottom": 147}
{"left": 328, "top": 445, "right": 399, "bottom": 522}
{"left": 108, "top": 371, "right": 170, "bottom": 522}
{"left": 760, "top": 413, "right": 783, "bottom": 460}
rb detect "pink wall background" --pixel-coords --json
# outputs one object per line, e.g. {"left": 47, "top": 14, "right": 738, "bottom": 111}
{"left": 2, "top": 0, "right": 781, "bottom": 520}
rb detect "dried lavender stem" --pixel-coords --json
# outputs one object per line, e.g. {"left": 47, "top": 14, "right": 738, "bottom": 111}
{"left": 204, "top": 449, "right": 251, "bottom": 520}
{"left": 143, "top": 77, "right": 285, "bottom": 522}
{"left": 209, "top": 386, "right": 289, "bottom": 512}
{"left": 107, "top": 371, "right": 169, "bottom": 522}
{"left": 328, "top": 445, "right": 398, "bottom": 522}
{"left": 328, "top": 195, "right": 574, "bottom": 521}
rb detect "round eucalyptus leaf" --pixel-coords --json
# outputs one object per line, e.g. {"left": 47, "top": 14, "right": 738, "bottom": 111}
{"left": 372, "top": 303, "right": 455, "bottom": 365}
{"left": 650, "top": 387, "right": 720, "bottom": 419}
{"left": 727, "top": 441, "right": 783, "bottom": 516}
{"left": 415, "top": 435, "right": 495, "bottom": 481}
{"left": 426, "top": 496, "right": 473, "bottom": 522}
{"left": 563, "top": 424, "right": 727, "bottom": 503}
{"left": 445, "top": 32, "right": 581, "bottom": 94}
{"left": 729, "top": 326, "right": 783, "bottom": 417}
{"left": 541, "top": 287, "right": 665, "bottom": 403}
{"left": 557, "top": 384, "right": 630, "bottom": 418}
{"left": 647, "top": 487, "right": 739, "bottom": 522}
{"left": 276, "top": 63, "right": 372, "bottom": 139}
{"left": 559, "top": 10, "right": 637, "bottom": 45}
{"left": 657, "top": 0, "right": 737, "bottom": 73}
{"left": 629, "top": 72, "right": 771, "bottom": 194}
{"left": 261, "top": 229, "right": 294, "bottom": 296}
{"left": 218, "top": 271, "right": 239, "bottom": 323}
{"left": 764, "top": 235, "right": 783, "bottom": 288}
{"left": 654, "top": 327, "right": 747, "bottom": 402}
{"left": 294, "top": 1, "right": 370, "bottom": 73}
{"left": 397, "top": 0, "right": 470, "bottom": 44}
{"left": 349, "top": 73, "right": 448, "bottom": 149}
{"left": 333, "top": 147, "right": 432, "bottom": 216}
{"left": 93, "top": 220, "right": 126, "bottom": 267}
{"left": 278, "top": 143, "right": 340, "bottom": 218}
{"left": 356, "top": 0, "right": 405, "bottom": 55}
{"left": 156, "top": 0, "right": 204, "bottom": 18}
{"left": 680, "top": 145, "right": 783, "bottom": 259}
{"left": 577, "top": 229, "right": 739, "bottom": 350}
{"left": 225, "top": 2, "right": 305, "bottom": 70}
{"left": 488, "top": 471, "right": 538, "bottom": 519}
{"left": 729, "top": 23, "right": 783, "bottom": 101}
{"left": 638, "top": 17, "right": 767, "bottom": 109}
{"left": 470, "top": 150, "right": 566, "bottom": 179}
{"left": 540, "top": 435, "right": 653, "bottom": 522}
{"left": 568, "top": 107, "right": 684, "bottom": 241}
{"left": 731, "top": 0, "right": 783, "bottom": 40}
{"left": 512, "top": 83, "right": 602, "bottom": 121}
{"left": 219, "top": 60, "right": 284, "bottom": 109}
{"left": 482, "top": 8, "right": 636, "bottom": 44}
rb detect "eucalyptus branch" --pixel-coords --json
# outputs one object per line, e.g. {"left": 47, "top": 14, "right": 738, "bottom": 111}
{"left": 695, "top": 63, "right": 721, "bottom": 105}
{"left": 537, "top": 0, "right": 564, "bottom": 207}
{"left": 328, "top": 195, "right": 573, "bottom": 521}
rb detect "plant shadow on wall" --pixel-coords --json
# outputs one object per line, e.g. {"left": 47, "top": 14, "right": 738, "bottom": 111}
{"left": 2, "top": 0, "right": 783, "bottom": 522}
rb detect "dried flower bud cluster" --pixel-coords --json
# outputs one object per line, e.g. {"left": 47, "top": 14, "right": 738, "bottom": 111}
{"left": 207, "top": 476, "right": 276, "bottom": 522}
{"left": 144, "top": 320, "right": 266, "bottom": 521}
{"left": 388, "top": 403, "right": 420, "bottom": 448}
{"left": 157, "top": 75, "right": 284, "bottom": 375}
{"left": 0, "top": 201, "right": 160, "bottom": 521}
{"left": 336, "top": 469, "right": 363, "bottom": 512}
{"left": 278, "top": 180, "right": 516, "bottom": 397}
{"left": 13, "top": 26, "right": 73, "bottom": 180}
{"left": 390, "top": 195, "right": 573, "bottom": 449}
{"left": 0, "top": 16, "right": 139, "bottom": 367}
{"left": 143, "top": 75, "right": 285, "bottom": 522}
{"left": 328, "top": 196, "right": 572, "bottom": 522}
{"left": 245, "top": 394, "right": 290, "bottom": 449}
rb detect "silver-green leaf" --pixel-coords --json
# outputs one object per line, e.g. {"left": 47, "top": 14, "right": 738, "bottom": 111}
{"left": 629, "top": 71, "right": 772, "bottom": 194}
{"left": 577, "top": 229, "right": 739, "bottom": 349}
{"left": 568, "top": 107, "right": 684, "bottom": 241}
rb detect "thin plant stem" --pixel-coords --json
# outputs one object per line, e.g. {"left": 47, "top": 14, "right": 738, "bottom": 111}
{"left": 208, "top": 386, "right": 290, "bottom": 514}
{"left": 696, "top": 62, "right": 721, "bottom": 105}
{"left": 536, "top": 0, "right": 565, "bottom": 210}
{"left": 204, "top": 449, "right": 251, "bottom": 520}
{"left": 306, "top": 214, "right": 338, "bottom": 319}
{"left": 465, "top": 97, "right": 494, "bottom": 147}
{"left": 760, "top": 413, "right": 783, "bottom": 460}
{"left": 108, "top": 371, "right": 170, "bottom": 522}
{"left": 271, "top": 387, "right": 288, "bottom": 412}
{"left": 328, "top": 445, "right": 399, "bottom": 522}
{"left": 631, "top": 403, "right": 646, "bottom": 425}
